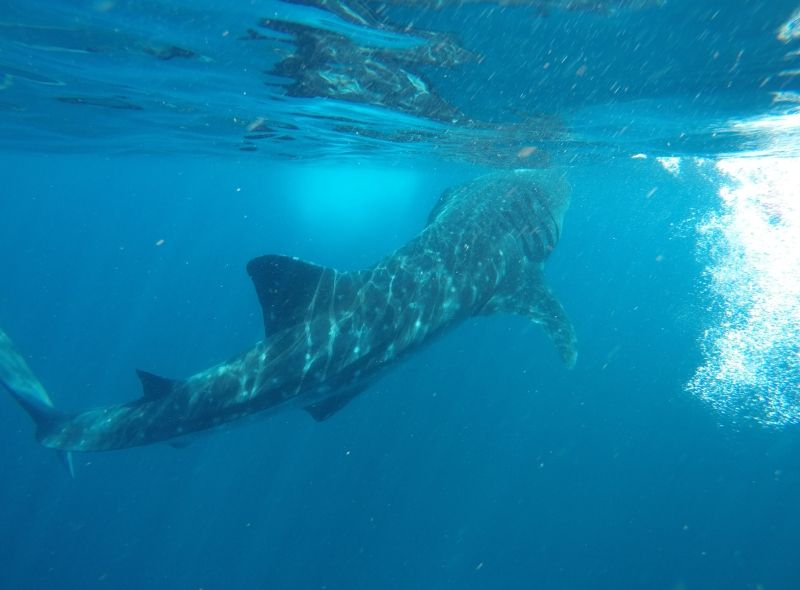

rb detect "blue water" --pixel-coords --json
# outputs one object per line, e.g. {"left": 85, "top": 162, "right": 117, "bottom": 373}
{"left": 2, "top": 1, "right": 800, "bottom": 589}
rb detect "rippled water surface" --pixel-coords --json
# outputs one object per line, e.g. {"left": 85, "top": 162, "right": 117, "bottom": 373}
{"left": 2, "top": 0, "right": 798, "bottom": 162}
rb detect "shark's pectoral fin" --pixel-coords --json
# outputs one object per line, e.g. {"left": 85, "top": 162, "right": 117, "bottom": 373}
{"left": 484, "top": 270, "right": 577, "bottom": 368}
{"left": 136, "top": 370, "right": 181, "bottom": 400}
{"left": 528, "top": 284, "right": 578, "bottom": 369}
{"left": 247, "top": 255, "right": 361, "bottom": 337}
{"left": 303, "top": 390, "right": 361, "bottom": 422}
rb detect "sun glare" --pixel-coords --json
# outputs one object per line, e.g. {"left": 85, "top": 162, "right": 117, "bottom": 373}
{"left": 687, "top": 156, "right": 800, "bottom": 426}
{"left": 290, "top": 164, "right": 421, "bottom": 244}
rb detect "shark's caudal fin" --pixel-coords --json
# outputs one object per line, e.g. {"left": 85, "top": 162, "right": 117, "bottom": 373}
{"left": 0, "top": 328, "right": 74, "bottom": 477}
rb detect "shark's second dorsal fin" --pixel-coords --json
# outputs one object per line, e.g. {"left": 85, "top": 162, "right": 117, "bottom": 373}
{"left": 247, "top": 254, "right": 360, "bottom": 337}
{"left": 482, "top": 269, "right": 578, "bottom": 368}
{"left": 136, "top": 370, "right": 180, "bottom": 400}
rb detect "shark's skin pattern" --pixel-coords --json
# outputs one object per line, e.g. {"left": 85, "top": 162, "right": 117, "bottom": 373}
{"left": 10, "top": 170, "right": 576, "bottom": 452}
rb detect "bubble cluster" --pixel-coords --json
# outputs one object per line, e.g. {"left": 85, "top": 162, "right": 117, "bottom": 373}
{"left": 686, "top": 157, "right": 800, "bottom": 427}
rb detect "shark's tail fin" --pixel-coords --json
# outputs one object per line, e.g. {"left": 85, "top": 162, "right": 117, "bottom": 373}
{"left": 0, "top": 328, "right": 74, "bottom": 477}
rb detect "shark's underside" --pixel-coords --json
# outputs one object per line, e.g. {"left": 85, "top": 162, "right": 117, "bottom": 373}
{"left": 1, "top": 169, "right": 576, "bottom": 455}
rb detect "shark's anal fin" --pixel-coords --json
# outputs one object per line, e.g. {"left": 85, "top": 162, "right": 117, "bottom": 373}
{"left": 136, "top": 370, "right": 180, "bottom": 400}
{"left": 303, "top": 390, "right": 361, "bottom": 422}
{"left": 483, "top": 269, "right": 578, "bottom": 368}
{"left": 57, "top": 451, "right": 75, "bottom": 478}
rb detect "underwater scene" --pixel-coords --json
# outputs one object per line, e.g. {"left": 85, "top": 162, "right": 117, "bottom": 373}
{"left": 1, "top": 0, "right": 799, "bottom": 588}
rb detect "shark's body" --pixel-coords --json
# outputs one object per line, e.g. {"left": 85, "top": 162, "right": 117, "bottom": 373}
{"left": 1, "top": 170, "right": 576, "bottom": 454}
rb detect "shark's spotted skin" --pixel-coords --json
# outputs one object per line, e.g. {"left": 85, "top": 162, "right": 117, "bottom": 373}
{"left": 3, "top": 170, "right": 577, "bottom": 453}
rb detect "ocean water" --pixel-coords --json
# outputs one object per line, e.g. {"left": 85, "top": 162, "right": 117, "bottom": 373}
{"left": 1, "top": 1, "right": 800, "bottom": 589}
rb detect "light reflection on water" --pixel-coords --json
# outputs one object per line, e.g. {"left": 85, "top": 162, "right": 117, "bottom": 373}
{"left": 687, "top": 153, "right": 800, "bottom": 427}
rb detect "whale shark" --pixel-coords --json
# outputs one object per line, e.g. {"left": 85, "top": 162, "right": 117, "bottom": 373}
{"left": 1, "top": 169, "right": 576, "bottom": 454}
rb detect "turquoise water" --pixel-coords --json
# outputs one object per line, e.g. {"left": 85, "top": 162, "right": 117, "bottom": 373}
{"left": 1, "top": 1, "right": 799, "bottom": 588}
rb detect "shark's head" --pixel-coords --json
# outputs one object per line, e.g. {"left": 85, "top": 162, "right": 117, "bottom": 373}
{"left": 511, "top": 167, "right": 571, "bottom": 226}
{"left": 425, "top": 168, "right": 572, "bottom": 262}
{"left": 504, "top": 168, "right": 572, "bottom": 260}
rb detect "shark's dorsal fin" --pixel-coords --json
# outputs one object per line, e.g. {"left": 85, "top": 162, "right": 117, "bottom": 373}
{"left": 482, "top": 268, "right": 578, "bottom": 368}
{"left": 136, "top": 369, "right": 180, "bottom": 400}
{"left": 247, "top": 255, "right": 327, "bottom": 336}
{"left": 303, "top": 390, "right": 361, "bottom": 422}
{"left": 247, "top": 254, "right": 360, "bottom": 337}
